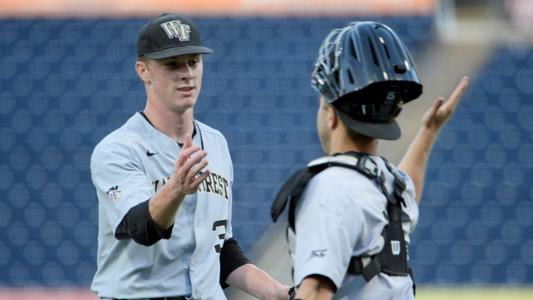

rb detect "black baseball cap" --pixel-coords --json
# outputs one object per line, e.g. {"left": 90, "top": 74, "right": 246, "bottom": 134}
{"left": 137, "top": 13, "right": 213, "bottom": 59}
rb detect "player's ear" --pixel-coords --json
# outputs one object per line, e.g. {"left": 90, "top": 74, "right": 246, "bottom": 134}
{"left": 327, "top": 104, "right": 338, "bottom": 129}
{"left": 135, "top": 59, "right": 150, "bottom": 83}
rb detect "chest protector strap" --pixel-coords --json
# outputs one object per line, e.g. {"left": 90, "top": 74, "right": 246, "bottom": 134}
{"left": 271, "top": 152, "right": 410, "bottom": 282}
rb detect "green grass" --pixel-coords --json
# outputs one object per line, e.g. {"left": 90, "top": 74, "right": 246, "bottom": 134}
{"left": 417, "top": 286, "right": 533, "bottom": 300}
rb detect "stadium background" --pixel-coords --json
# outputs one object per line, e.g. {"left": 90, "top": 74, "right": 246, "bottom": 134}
{"left": 0, "top": 0, "right": 532, "bottom": 299}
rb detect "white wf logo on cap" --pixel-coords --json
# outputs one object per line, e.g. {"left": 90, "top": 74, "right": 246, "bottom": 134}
{"left": 160, "top": 20, "right": 191, "bottom": 41}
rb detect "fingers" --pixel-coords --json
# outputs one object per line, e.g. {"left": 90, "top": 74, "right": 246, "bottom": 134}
{"left": 431, "top": 97, "right": 445, "bottom": 114}
{"left": 189, "top": 169, "right": 210, "bottom": 188}
{"left": 420, "top": 76, "right": 469, "bottom": 132}
{"left": 175, "top": 133, "right": 199, "bottom": 168}
{"left": 183, "top": 133, "right": 193, "bottom": 149}
{"left": 181, "top": 155, "right": 209, "bottom": 194}
{"left": 184, "top": 157, "right": 209, "bottom": 184}
{"left": 176, "top": 134, "right": 194, "bottom": 168}
{"left": 421, "top": 96, "right": 444, "bottom": 125}
{"left": 173, "top": 144, "right": 210, "bottom": 195}
{"left": 175, "top": 149, "right": 207, "bottom": 179}
{"left": 176, "top": 144, "right": 201, "bottom": 168}
{"left": 443, "top": 76, "right": 469, "bottom": 112}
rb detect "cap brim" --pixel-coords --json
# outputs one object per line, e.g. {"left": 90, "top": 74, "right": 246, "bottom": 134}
{"left": 143, "top": 46, "right": 213, "bottom": 59}
{"left": 336, "top": 110, "right": 401, "bottom": 140}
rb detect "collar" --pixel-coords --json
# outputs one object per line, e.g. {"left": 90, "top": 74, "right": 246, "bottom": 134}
{"left": 139, "top": 111, "right": 197, "bottom": 147}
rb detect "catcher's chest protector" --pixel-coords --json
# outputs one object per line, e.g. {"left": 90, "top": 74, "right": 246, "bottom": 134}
{"left": 271, "top": 152, "right": 411, "bottom": 282}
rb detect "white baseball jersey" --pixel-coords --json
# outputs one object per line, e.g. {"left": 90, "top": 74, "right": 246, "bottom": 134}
{"left": 293, "top": 155, "right": 419, "bottom": 300}
{"left": 90, "top": 113, "right": 233, "bottom": 300}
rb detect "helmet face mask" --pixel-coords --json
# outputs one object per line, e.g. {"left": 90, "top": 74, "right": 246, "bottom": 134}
{"left": 311, "top": 27, "right": 346, "bottom": 101}
{"left": 311, "top": 66, "right": 336, "bottom": 100}
{"left": 311, "top": 21, "right": 423, "bottom": 140}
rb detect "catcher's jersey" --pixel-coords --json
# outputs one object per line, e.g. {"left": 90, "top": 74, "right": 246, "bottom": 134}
{"left": 293, "top": 156, "right": 419, "bottom": 300}
{"left": 90, "top": 113, "right": 233, "bottom": 300}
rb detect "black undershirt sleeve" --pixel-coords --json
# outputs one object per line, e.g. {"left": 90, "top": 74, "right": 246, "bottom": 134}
{"left": 219, "top": 238, "right": 250, "bottom": 288}
{"left": 114, "top": 199, "right": 173, "bottom": 246}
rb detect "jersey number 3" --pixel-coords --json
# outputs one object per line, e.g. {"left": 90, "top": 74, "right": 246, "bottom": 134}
{"left": 212, "top": 219, "right": 227, "bottom": 253}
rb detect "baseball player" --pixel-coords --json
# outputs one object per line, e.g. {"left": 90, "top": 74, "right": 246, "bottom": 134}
{"left": 271, "top": 22, "right": 469, "bottom": 299}
{"left": 90, "top": 14, "right": 289, "bottom": 300}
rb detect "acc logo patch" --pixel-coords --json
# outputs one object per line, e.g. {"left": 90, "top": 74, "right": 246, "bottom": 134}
{"left": 311, "top": 249, "right": 328, "bottom": 258}
{"left": 106, "top": 185, "right": 122, "bottom": 202}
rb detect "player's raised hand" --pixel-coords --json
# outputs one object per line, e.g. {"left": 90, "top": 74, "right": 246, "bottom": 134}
{"left": 421, "top": 76, "right": 469, "bottom": 133}
{"left": 172, "top": 134, "right": 210, "bottom": 196}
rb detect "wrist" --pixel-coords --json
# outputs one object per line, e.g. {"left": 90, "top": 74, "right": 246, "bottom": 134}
{"left": 161, "top": 181, "right": 187, "bottom": 203}
{"left": 419, "top": 124, "right": 439, "bottom": 135}
{"left": 260, "top": 280, "right": 289, "bottom": 300}
{"left": 417, "top": 127, "right": 438, "bottom": 148}
{"left": 261, "top": 282, "right": 283, "bottom": 300}
{"left": 276, "top": 283, "right": 291, "bottom": 299}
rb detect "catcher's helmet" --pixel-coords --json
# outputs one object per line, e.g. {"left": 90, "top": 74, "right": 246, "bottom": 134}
{"left": 311, "top": 21, "right": 423, "bottom": 140}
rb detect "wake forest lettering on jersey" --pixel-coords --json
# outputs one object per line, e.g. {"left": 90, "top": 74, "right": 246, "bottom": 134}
{"left": 152, "top": 171, "right": 229, "bottom": 200}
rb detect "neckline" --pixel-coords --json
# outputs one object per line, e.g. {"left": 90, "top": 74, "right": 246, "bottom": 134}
{"left": 138, "top": 112, "right": 204, "bottom": 149}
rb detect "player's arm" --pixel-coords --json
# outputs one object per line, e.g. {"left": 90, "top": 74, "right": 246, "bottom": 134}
{"left": 399, "top": 76, "right": 469, "bottom": 202}
{"left": 294, "top": 275, "right": 335, "bottom": 300}
{"left": 148, "top": 134, "right": 209, "bottom": 229}
{"left": 225, "top": 262, "right": 290, "bottom": 300}
{"left": 115, "top": 199, "right": 173, "bottom": 246}
{"left": 219, "top": 238, "right": 250, "bottom": 288}
{"left": 218, "top": 237, "right": 289, "bottom": 299}
{"left": 114, "top": 134, "right": 209, "bottom": 246}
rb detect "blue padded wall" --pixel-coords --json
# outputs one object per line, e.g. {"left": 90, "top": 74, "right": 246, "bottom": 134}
{"left": 411, "top": 47, "right": 533, "bottom": 284}
{"left": 0, "top": 16, "right": 433, "bottom": 287}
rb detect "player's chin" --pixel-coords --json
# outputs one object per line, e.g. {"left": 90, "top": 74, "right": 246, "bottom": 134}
{"left": 175, "top": 93, "right": 198, "bottom": 106}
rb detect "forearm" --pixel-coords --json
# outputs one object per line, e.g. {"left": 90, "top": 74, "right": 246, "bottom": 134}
{"left": 148, "top": 136, "right": 209, "bottom": 230}
{"left": 226, "top": 263, "right": 285, "bottom": 300}
{"left": 398, "top": 127, "right": 438, "bottom": 202}
{"left": 399, "top": 76, "right": 469, "bottom": 202}
{"left": 115, "top": 199, "right": 174, "bottom": 246}
{"left": 149, "top": 183, "right": 185, "bottom": 229}
{"left": 295, "top": 276, "right": 334, "bottom": 300}
{"left": 219, "top": 238, "right": 250, "bottom": 288}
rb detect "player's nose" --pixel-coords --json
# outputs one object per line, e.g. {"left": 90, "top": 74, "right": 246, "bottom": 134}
{"left": 179, "top": 64, "right": 195, "bottom": 81}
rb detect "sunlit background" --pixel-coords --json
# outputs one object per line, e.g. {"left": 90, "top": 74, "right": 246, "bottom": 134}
{"left": 0, "top": 0, "right": 532, "bottom": 299}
